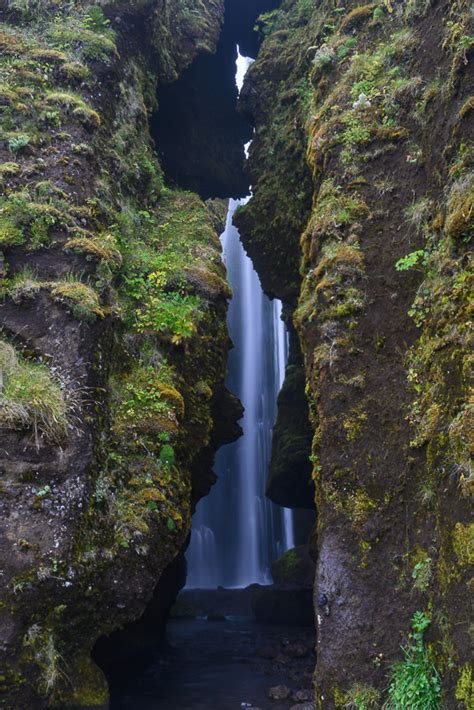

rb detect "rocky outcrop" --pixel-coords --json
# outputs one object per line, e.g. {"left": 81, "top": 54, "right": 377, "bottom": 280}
{"left": 238, "top": 0, "right": 473, "bottom": 707}
{"left": 0, "top": 1, "right": 242, "bottom": 706}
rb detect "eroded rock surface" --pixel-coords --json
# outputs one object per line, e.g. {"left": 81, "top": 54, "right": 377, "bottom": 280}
{"left": 0, "top": 0, "right": 242, "bottom": 706}
{"left": 238, "top": 0, "right": 473, "bottom": 707}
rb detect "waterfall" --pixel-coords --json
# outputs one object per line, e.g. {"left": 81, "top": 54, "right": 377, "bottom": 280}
{"left": 186, "top": 50, "right": 294, "bottom": 590}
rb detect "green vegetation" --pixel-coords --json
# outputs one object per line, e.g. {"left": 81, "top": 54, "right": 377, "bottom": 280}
{"left": 456, "top": 665, "right": 474, "bottom": 709}
{"left": 395, "top": 250, "right": 427, "bottom": 272}
{"left": 8, "top": 134, "right": 30, "bottom": 152}
{"left": 412, "top": 554, "right": 433, "bottom": 592}
{"left": 114, "top": 189, "right": 228, "bottom": 345}
{"left": 385, "top": 612, "right": 441, "bottom": 709}
{"left": 341, "top": 683, "right": 381, "bottom": 709}
{"left": 82, "top": 6, "right": 111, "bottom": 34}
{"left": 0, "top": 339, "right": 68, "bottom": 443}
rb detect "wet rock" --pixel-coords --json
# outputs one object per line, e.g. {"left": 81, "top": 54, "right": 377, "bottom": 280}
{"left": 290, "top": 704, "right": 313, "bottom": 710}
{"left": 268, "top": 684, "right": 291, "bottom": 700}
{"left": 292, "top": 689, "right": 314, "bottom": 702}
{"left": 270, "top": 546, "right": 315, "bottom": 587}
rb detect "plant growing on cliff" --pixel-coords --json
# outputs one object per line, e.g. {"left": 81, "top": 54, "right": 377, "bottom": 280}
{"left": 343, "top": 683, "right": 381, "bottom": 709}
{"left": 395, "top": 249, "right": 427, "bottom": 272}
{"left": 83, "top": 6, "right": 110, "bottom": 34}
{"left": 0, "top": 340, "right": 68, "bottom": 444}
{"left": 384, "top": 611, "right": 441, "bottom": 709}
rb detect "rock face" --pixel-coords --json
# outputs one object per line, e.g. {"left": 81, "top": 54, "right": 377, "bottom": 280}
{"left": 238, "top": 0, "right": 473, "bottom": 707}
{"left": 267, "top": 333, "right": 314, "bottom": 509}
{"left": 0, "top": 0, "right": 242, "bottom": 706}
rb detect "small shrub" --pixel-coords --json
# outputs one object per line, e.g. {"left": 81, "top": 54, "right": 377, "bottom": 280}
{"left": 0, "top": 215, "right": 24, "bottom": 247}
{"left": 412, "top": 555, "right": 432, "bottom": 592}
{"left": 135, "top": 292, "right": 200, "bottom": 344}
{"left": 8, "top": 134, "right": 30, "bottom": 152}
{"left": 160, "top": 444, "right": 175, "bottom": 467}
{"left": 384, "top": 611, "right": 441, "bottom": 709}
{"left": 312, "top": 44, "right": 336, "bottom": 70}
{"left": 83, "top": 6, "right": 111, "bottom": 33}
{"left": 395, "top": 250, "right": 427, "bottom": 272}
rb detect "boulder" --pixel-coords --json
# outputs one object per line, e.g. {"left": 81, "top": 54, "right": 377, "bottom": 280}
{"left": 268, "top": 684, "right": 291, "bottom": 700}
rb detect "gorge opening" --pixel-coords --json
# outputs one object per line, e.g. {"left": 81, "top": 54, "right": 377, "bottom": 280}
{"left": 99, "top": 30, "right": 316, "bottom": 710}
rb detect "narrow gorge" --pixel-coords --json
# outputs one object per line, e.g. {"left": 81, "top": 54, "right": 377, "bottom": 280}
{"left": 0, "top": 0, "right": 472, "bottom": 709}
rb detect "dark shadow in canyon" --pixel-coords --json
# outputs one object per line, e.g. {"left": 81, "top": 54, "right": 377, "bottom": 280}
{"left": 150, "top": 0, "right": 279, "bottom": 198}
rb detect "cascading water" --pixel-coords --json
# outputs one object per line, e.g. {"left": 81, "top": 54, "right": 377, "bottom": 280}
{"left": 186, "top": 51, "right": 294, "bottom": 590}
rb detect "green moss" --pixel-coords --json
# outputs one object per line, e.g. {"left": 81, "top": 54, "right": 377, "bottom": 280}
{"left": 111, "top": 363, "right": 183, "bottom": 442}
{"left": 72, "top": 105, "right": 100, "bottom": 130}
{"left": 452, "top": 523, "right": 474, "bottom": 568}
{"left": 456, "top": 665, "right": 474, "bottom": 709}
{"left": 58, "top": 61, "right": 90, "bottom": 83}
{"left": 444, "top": 174, "right": 474, "bottom": 240}
{"left": 51, "top": 654, "right": 108, "bottom": 708}
{"left": 271, "top": 548, "right": 301, "bottom": 584}
{"left": 50, "top": 279, "right": 105, "bottom": 320}
{"left": 28, "top": 48, "right": 67, "bottom": 64}
{"left": 340, "top": 5, "right": 376, "bottom": 32}
{"left": 64, "top": 233, "right": 122, "bottom": 265}
{"left": 342, "top": 405, "right": 368, "bottom": 441}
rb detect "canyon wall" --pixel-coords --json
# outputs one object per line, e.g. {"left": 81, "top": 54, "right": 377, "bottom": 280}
{"left": 237, "top": 0, "right": 473, "bottom": 707}
{"left": 0, "top": 0, "right": 472, "bottom": 707}
{"left": 0, "top": 0, "right": 241, "bottom": 706}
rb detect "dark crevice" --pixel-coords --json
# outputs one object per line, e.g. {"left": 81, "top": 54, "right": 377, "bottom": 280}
{"left": 150, "top": 0, "right": 278, "bottom": 198}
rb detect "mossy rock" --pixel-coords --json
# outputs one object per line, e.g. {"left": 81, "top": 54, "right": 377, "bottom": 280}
{"left": 271, "top": 545, "right": 315, "bottom": 586}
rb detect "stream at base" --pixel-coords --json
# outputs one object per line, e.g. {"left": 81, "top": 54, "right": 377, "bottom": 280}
{"left": 109, "top": 591, "right": 315, "bottom": 710}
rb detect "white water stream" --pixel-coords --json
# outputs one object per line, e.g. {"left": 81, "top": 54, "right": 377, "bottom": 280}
{"left": 186, "top": 51, "right": 294, "bottom": 589}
